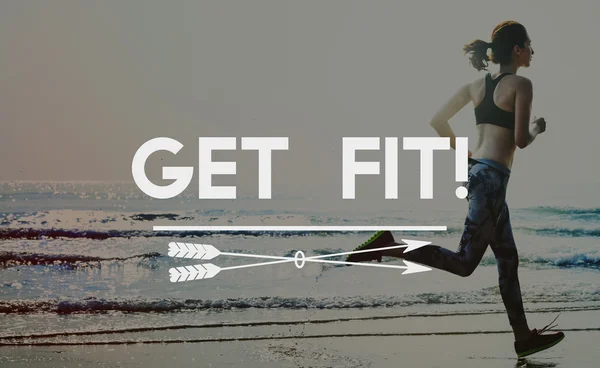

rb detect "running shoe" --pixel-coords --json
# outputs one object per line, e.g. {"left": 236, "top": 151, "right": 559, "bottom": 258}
{"left": 345, "top": 230, "right": 398, "bottom": 263}
{"left": 514, "top": 314, "right": 565, "bottom": 358}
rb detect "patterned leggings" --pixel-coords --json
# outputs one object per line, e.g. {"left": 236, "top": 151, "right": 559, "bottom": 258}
{"left": 402, "top": 158, "right": 528, "bottom": 327}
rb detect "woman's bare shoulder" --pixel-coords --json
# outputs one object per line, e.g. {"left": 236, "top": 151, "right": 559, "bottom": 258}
{"left": 470, "top": 74, "right": 532, "bottom": 95}
{"left": 469, "top": 75, "right": 486, "bottom": 88}
{"left": 505, "top": 74, "right": 532, "bottom": 87}
{"left": 466, "top": 76, "right": 486, "bottom": 101}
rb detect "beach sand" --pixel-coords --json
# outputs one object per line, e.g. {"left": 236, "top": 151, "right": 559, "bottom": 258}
{"left": 2, "top": 308, "right": 598, "bottom": 367}
{"left": 2, "top": 332, "right": 597, "bottom": 367}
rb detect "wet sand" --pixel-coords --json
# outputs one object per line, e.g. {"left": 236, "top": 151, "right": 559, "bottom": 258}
{"left": 2, "top": 308, "right": 598, "bottom": 367}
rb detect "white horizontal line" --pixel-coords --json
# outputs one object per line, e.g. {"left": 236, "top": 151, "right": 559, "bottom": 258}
{"left": 153, "top": 226, "right": 446, "bottom": 231}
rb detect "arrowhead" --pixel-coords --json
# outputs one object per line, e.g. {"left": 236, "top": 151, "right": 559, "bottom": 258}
{"left": 401, "top": 260, "right": 432, "bottom": 275}
{"left": 400, "top": 239, "right": 432, "bottom": 253}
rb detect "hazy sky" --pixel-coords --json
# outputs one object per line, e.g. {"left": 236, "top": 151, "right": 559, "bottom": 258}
{"left": 1, "top": 1, "right": 598, "bottom": 209}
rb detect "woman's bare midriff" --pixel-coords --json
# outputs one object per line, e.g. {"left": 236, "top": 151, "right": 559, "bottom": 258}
{"left": 471, "top": 123, "right": 516, "bottom": 169}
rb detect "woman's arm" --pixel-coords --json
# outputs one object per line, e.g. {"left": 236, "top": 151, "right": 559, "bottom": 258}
{"left": 514, "top": 77, "right": 544, "bottom": 148}
{"left": 429, "top": 83, "right": 472, "bottom": 156}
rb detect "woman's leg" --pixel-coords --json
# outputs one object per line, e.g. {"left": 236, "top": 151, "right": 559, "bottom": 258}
{"left": 490, "top": 201, "right": 531, "bottom": 341}
{"left": 382, "top": 164, "right": 506, "bottom": 277}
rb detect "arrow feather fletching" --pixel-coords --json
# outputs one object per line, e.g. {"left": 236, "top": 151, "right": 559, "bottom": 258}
{"left": 168, "top": 243, "right": 220, "bottom": 260}
{"left": 169, "top": 264, "right": 221, "bottom": 282}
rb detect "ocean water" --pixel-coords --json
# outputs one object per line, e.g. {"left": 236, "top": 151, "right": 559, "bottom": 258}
{"left": 0, "top": 181, "right": 598, "bottom": 346}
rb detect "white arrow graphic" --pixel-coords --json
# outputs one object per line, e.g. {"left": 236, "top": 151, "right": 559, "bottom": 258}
{"left": 167, "top": 239, "right": 433, "bottom": 282}
{"left": 169, "top": 259, "right": 430, "bottom": 282}
{"left": 167, "top": 239, "right": 431, "bottom": 261}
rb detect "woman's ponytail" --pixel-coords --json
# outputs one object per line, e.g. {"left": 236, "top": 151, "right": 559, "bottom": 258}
{"left": 463, "top": 39, "right": 491, "bottom": 71}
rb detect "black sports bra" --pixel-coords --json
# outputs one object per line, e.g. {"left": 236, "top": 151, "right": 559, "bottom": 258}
{"left": 474, "top": 73, "right": 515, "bottom": 130}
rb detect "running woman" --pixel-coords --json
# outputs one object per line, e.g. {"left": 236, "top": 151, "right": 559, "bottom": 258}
{"left": 346, "top": 21, "right": 565, "bottom": 358}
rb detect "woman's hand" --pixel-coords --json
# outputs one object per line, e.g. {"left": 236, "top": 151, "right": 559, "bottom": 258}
{"left": 468, "top": 151, "right": 473, "bottom": 158}
{"left": 531, "top": 116, "right": 547, "bottom": 134}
